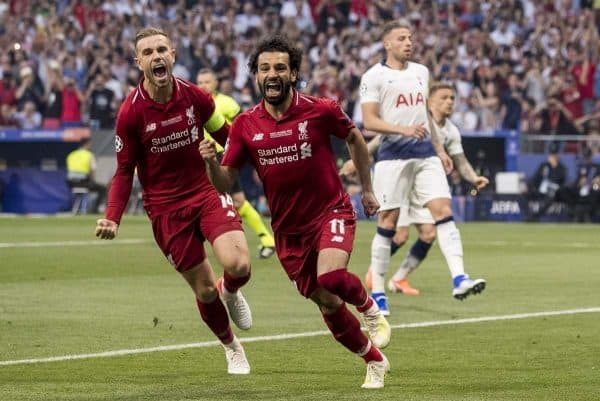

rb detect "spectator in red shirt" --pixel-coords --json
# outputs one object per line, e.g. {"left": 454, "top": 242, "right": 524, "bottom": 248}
{"left": 60, "top": 77, "right": 84, "bottom": 127}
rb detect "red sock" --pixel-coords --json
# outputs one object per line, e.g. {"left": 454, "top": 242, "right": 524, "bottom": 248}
{"left": 361, "top": 342, "right": 384, "bottom": 363}
{"left": 322, "top": 303, "right": 369, "bottom": 354}
{"left": 317, "top": 269, "right": 370, "bottom": 309}
{"left": 196, "top": 297, "right": 233, "bottom": 344}
{"left": 223, "top": 269, "right": 251, "bottom": 293}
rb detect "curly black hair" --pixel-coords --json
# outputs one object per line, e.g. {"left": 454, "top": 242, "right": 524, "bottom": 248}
{"left": 247, "top": 35, "right": 302, "bottom": 76}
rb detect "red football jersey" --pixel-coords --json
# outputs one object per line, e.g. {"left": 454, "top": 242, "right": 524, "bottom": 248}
{"left": 106, "top": 77, "right": 217, "bottom": 223}
{"left": 222, "top": 91, "right": 354, "bottom": 235}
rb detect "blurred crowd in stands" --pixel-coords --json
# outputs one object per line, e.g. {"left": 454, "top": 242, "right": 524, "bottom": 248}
{"left": 1, "top": 0, "right": 600, "bottom": 152}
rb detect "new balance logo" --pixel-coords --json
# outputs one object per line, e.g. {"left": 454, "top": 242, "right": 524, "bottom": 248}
{"left": 145, "top": 123, "right": 156, "bottom": 132}
{"left": 331, "top": 235, "right": 344, "bottom": 243}
{"left": 252, "top": 133, "right": 264, "bottom": 141}
{"left": 191, "top": 126, "right": 199, "bottom": 142}
{"left": 227, "top": 211, "right": 236, "bottom": 217}
{"left": 300, "top": 142, "right": 312, "bottom": 159}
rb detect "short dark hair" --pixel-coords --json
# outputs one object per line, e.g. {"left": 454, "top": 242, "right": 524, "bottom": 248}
{"left": 381, "top": 20, "right": 411, "bottom": 40}
{"left": 247, "top": 35, "right": 302, "bottom": 75}
{"left": 134, "top": 27, "right": 169, "bottom": 52}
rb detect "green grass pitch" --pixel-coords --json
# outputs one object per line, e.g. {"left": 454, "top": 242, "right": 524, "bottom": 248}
{"left": 1, "top": 216, "right": 599, "bottom": 400}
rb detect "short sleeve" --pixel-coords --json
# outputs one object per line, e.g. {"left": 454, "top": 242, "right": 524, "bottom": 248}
{"left": 221, "top": 117, "right": 249, "bottom": 169}
{"left": 359, "top": 68, "right": 381, "bottom": 104}
{"left": 444, "top": 122, "right": 464, "bottom": 156}
{"left": 324, "top": 99, "right": 355, "bottom": 140}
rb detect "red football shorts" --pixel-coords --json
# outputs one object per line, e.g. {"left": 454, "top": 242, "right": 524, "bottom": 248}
{"left": 151, "top": 192, "right": 243, "bottom": 272}
{"left": 275, "top": 204, "right": 356, "bottom": 298}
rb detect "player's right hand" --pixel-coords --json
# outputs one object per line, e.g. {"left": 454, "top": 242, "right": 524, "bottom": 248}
{"left": 339, "top": 159, "right": 357, "bottom": 176}
{"left": 361, "top": 191, "right": 380, "bottom": 217}
{"left": 95, "top": 218, "right": 118, "bottom": 240}
{"left": 199, "top": 138, "right": 218, "bottom": 161}
{"left": 400, "top": 123, "right": 427, "bottom": 140}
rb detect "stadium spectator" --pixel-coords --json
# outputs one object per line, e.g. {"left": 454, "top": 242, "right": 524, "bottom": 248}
{"left": 572, "top": 147, "right": 600, "bottom": 222}
{"left": 13, "top": 100, "right": 42, "bottom": 129}
{"left": 527, "top": 143, "right": 571, "bottom": 222}
{"left": 86, "top": 74, "right": 116, "bottom": 130}
{"left": 200, "top": 35, "right": 391, "bottom": 389}
{"left": 500, "top": 73, "right": 523, "bottom": 130}
{"left": 538, "top": 97, "right": 581, "bottom": 137}
{"left": 0, "top": 103, "right": 17, "bottom": 128}
{"left": 95, "top": 27, "right": 253, "bottom": 376}
{"left": 0, "top": 71, "right": 17, "bottom": 107}
{"left": 65, "top": 137, "right": 106, "bottom": 213}
{"left": 16, "top": 66, "right": 44, "bottom": 113}
{"left": 60, "top": 76, "right": 84, "bottom": 127}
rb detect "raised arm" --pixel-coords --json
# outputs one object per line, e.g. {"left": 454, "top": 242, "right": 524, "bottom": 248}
{"left": 199, "top": 138, "right": 239, "bottom": 193}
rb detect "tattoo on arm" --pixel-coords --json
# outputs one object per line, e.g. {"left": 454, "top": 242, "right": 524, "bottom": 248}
{"left": 452, "top": 153, "right": 478, "bottom": 184}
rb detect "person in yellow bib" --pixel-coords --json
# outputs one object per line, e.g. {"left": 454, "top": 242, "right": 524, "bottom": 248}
{"left": 66, "top": 138, "right": 106, "bottom": 213}
{"left": 197, "top": 69, "right": 275, "bottom": 259}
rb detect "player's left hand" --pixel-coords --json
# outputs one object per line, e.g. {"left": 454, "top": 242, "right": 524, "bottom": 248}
{"left": 473, "top": 176, "right": 489, "bottom": 191}
{"left": 361, "top": 191, "right": 380, "bottom": 217}
{"left": 438, "top": 151, "right": 453, "bottom": 174}
{"left": 199, "top": 139, "right": 217, "bottom": 161}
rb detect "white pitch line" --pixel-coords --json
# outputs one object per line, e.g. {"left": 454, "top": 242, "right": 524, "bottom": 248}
{"left": 0, "top": 239, "right": 596, "bottom": 249}
{"left": 1, "top": 307, "right": 599, "bottom": 367}
{"left": 0, "top": 239, "right": 152, "bottom": 248}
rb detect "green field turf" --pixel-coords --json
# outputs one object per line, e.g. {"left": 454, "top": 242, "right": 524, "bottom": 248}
{"left": 1, "top": 216, "right": 599, "bottom": 400}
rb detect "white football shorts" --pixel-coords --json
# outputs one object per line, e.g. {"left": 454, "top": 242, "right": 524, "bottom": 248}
{"left": 373, "top": 156, "right": 451, "bottom": 213}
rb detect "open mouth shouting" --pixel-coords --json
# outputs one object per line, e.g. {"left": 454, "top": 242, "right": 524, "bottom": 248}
{"left": 152, "top": 63, "right": 168, "bottom": 81}
{"left": 264, "top": 79, "right": 282, "bottom": 98}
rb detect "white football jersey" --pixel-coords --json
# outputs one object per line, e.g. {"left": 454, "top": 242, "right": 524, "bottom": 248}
{"left": 360, "top": 61, "right": 434, "bottom": 160}
{"left": 433, "top": 118, "right": 464, "bottom": 156}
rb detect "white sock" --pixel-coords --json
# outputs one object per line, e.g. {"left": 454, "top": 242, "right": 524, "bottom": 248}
{"left": 435, "top": 218, "right": 465, "bottom": 279}
{"left": 391, "top": 254, "right": 420, "bottom": 281}
{"left": 371, "top": 230, "right": 393, "bottom": 293}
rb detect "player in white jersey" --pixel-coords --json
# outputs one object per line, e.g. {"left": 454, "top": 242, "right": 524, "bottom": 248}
{"left": 347, "top": 82, "right": 489, "bottom": 299}
{"left": 359, "top": 21, "right": 486, "bottom": 315}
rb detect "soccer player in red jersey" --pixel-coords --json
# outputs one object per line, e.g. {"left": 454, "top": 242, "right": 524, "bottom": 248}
{"left": 199, "top": 36, "right": 391, "bottom": 389}
{"left": 94, "top": 28, "right": 252, "bottom": 375}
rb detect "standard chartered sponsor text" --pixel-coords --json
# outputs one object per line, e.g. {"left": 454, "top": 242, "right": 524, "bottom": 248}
{"left": 258, "top": 143, "right": 300, "bottom": 165}
{"left": 151, "top": 128, "right": 192, "bottom": 153}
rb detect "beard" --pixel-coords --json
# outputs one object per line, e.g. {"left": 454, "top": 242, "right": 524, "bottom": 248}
{"left": 259, "top": 76, "right": 292, "bottom": 106}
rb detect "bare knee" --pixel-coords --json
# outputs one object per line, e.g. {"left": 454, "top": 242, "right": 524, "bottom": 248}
{"left": 226, "top": 257, "right": 251, "bottom": 277}
{"left": 418, "top": 225, "right": 437, "bottom": 243}
{"left": 393, "top": 229, "right": 409, "bottom": 246}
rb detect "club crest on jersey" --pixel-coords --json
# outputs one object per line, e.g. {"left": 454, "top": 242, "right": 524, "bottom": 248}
{"left": 298, "top": 120, "right": 309, "bottom": 140}
{"left": 145, "top": 122, "right": 157, "bottom": 132}
{"left": 186, "top": 105, "right": 195, "bottom": 125}
{"left": 252, "top": 133, "right": 264, "bottom": 141}
{"left": 115, "top": 135, "right": 123, "bottom": 152}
